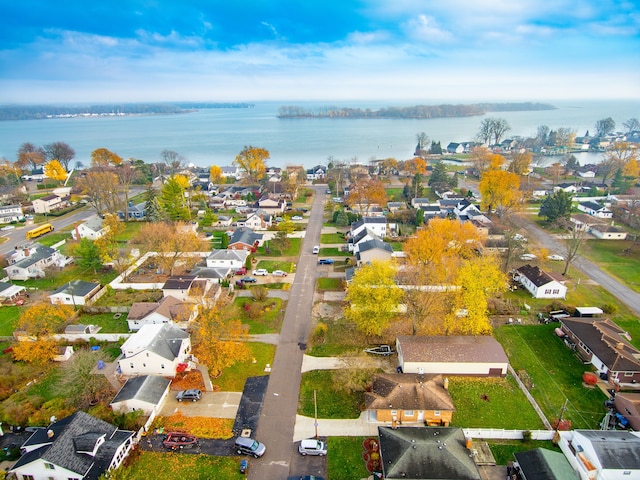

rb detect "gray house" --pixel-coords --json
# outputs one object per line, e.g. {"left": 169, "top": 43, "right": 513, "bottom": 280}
{"left": 110, "top": 375, "right": 172, "bottom": 415}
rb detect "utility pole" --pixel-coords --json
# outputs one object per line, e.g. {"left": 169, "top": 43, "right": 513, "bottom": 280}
{"left": 314, "top": 389, "right": 318, "bottom": 439}
{"left": 555, "top": 399, "right": 568, "bottom": 432}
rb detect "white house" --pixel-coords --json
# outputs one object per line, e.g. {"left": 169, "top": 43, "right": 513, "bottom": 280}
{"left": 205, "top": 249, "right": 249, "bottom": 270}
{"left": 411, "top": 198, "right": 431, "bottom": 209}
{"left": 578, "top": 170, "right": 597, "bottom": 178}
{"left": 220, "top": 165, "right": 241, "bottom": 180}
{"left": 558, "top": 430, "right": 640, "bottom": 480}
{"left": 396, "top": 335, "right": 509, "bottom": 377}
{"left": 590, "top": 224, "right": 628, "bottom": 240}
{"left": 0, "top": 204, "right": 24, "bottom": 224}
{"left": 554, "top": 183, "right": 578, "bottom": 194}
{"left": 0, "top": 281, "right": 26, "bottom": 302}
{"left": 349, "top": 228, "right": 379, "bottom": 253}
{"left": 244, "top": 209, "right": 273, "bottom": 230}
{"left": 32, "top": 193, "right": 67, "bottom": 214}
{"left": 127, "top": 295, "right": 195, "bottom": 331}
{"left": 306, "top": 165, "right": 326, "bottom": 180}
{"left": 577, "top": 201, "right": 613, "bottom": 219}
{"left": 256, "top": 196, "right": 286, "bottom": 214}
{"left": 350, "top": 217, "right": 387, "bottom": 239}
{"left": 161, "top": 275, "right": 211, "bottom": 303}
{"left": 9, "top": 411, "right": 134, "bottom": 480}
{"left": 3, "top": 244, "right": 66, "bottom": 281}
{"left": 515, "top": 264, "right": 567, "bottom": 299}
{"left": 71, "top": 214, "right": 107, "bottom": 240}
{"left": 49, "top": 280, "right": 101, "bottom": 306}
{"left": 117, "top": 323, "right": 192, "bottom": 377}
{"left": 356, "top": 238, "right": 394, "bottom": 265}
{"left": 110, "top": 375, "right": 172, "bottom": 416}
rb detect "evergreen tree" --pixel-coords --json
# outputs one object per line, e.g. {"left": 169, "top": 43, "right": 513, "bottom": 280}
{"left": 74, "top": 238, "right": 102, "bottom": 273}
{"left": 538, "top": 190, "right": 573, "bottom": 223}
{"left": 160, "top": 176, "right": 190, "bottom": 221}
{"left": 144, "top": 186, "right": 162, "bottom": 222}
{"left": 429, "top": 141, "right": 442, "bottom": 154}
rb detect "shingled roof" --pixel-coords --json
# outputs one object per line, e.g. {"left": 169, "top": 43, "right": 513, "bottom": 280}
{"left": 365, "top": 373, "right": 455, "bottom": 412}
{"left": 516, "top": 264, "right": 564, "bottom": 288}
{"left": 111, "top": 375, "right": 171, "bottom": 405}
{"left": 514, "top": 448, "right": 578, "bottom": 480}
{"left": 397, "top": 335, "right": 508, "bottom": 365}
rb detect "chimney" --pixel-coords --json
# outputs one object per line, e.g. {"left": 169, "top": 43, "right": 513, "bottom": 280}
{"left": 47, "top": 429, "right": 54, "bottom": 438}
{"left": 616, "top": 342, "right": 624, "bottom": 350}
{"left": 444, "top": 377, "right": 449, "bottom": 390}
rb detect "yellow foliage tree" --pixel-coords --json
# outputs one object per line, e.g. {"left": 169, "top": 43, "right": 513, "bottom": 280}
{"left": 234, "top": 145, "right": 269, "bottom": 183}
{"left": 209, "top": 165, "right": 224, "bottom": 184}
{"left": 90, "top": 147, "right": 123, "bottom": 169}
{"left": 508, "top": 151, "right": 532, "bottom": 176}
{"left": 344, "top": 260, "right": 403, "bottom": 337}
{"left": 94, "top": 213, "right": 125, "bottom": 263}
{"left": 43, "top": 159, "right": 67, "bottom": 182}
{"left": 403, "top": 157, "right": 427, "bottom": 176}
{"left": 345, "top": 177, "right": 388, "bottom": 214}
{"left": 191, "top": 300, "right": 249, "bottom": 377}
{"left": 12, "top": 338, "right": 59, "bottom": 365}
{"left": 479, "top": 169, "right": 521, "bottom": 216}
{"left": 172, "top": 174, "right": 191, "bottom": 190}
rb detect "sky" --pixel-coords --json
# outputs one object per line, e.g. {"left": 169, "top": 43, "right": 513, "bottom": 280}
{"left": 0, "top": 0, "right": 639, "bottom": 104}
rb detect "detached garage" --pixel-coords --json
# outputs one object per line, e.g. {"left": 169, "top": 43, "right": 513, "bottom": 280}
{"left": 396, "top": 335, "right": 509, "bottom": 377}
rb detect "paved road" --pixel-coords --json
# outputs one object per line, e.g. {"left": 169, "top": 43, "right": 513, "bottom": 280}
{"left": 249, "top": 185, "right": 326, "bottom": 480}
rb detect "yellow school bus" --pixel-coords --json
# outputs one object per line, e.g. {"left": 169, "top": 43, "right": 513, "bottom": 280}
{"left": 26, "top": 223, "right": 55, "bottom": 240}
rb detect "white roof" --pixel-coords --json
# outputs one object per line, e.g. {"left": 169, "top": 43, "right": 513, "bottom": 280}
{"left": 575, "top": 307, "right": 604, "bottom": 315}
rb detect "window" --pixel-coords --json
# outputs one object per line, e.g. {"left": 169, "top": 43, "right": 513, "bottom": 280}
{"left": 22, "top": 476, "right": 35, "bottom": 480}
{"left": 45, "top": 463, "right": 55, "bottom": 470}
{"left": 404, "top": 410, "right": 414, "bottom": 417}
{"left": 161, "top": 364, "right": 165, "bottom": 369}
{"left": 434, "top": 410, "right": 441, "bottom": 416}
{"left": 390, "top": 410, "right": 397, "bottom": 415}
{"left": 142, "top": 363, "right": 146, "bottom": 367}
{"left": 552, "top": 289, "right": 559, "bottom": 295}
{"left": 544, "top": 289, "right": 551, "bottom": 294}
{"left": 130, "top": 363, "right": 134, "bottom": 369}
{"left": 624, "top": 372, "right": 634, "bottom": 377}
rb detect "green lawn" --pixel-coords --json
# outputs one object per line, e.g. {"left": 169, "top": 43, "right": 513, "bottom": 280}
{"left": 0, "top": 306, "right": 21, "bottom": 336}
{"left": 319, "top": 247, "right": 352, "bottom": 257}
{"left": 307, "top": 317, "right": 369, "bottom": 357}
{"left": 76, "top": 312, "right": 129, "bottom": 333}
{"left": 93, "top": 289, "right": 163, "bottom": 307}
{"left": 317, "top": 278, "right": 343, "bottom": 291}
{"left": 327, "top": 436, "right": 370, "bottom": 480}
{"left": 494, "top": 324, "right": 607, "bottom": 429}
{"left": 35, "top": 232, "right": 72, "bottom": 247}
{"left": 487, "top": 440, "right": 561, "bottom": 466}
{"left": 13, "top": 265, "right": 118, "bottom": 291}
{"left": 109, "top": 452, "right": 246, "bottom": 480}
{"left": 253, "top": 260, "right": 294, "bottom": 273}
{"left": 213, "top": 342, "right": 276, "bottom": 392}
{"left": 299, "top": 370, "right": 363, "bottom": 419}
{"left": 234, "top": 297, "right": 283, "bottom": 334}
{"left": 321, "top": 232, "right": 347, "bottom": 244}
{"left": 257, "top": 237, "right": 302, "bottom": 257}
{"left": 448, "top": 376, "right": 545, "bottom": 429}
{"left": 385, "top": 188, "right": 405, "bottom": 201}
{"left": 581, "top": 239, "right": 640, "bottom": 293}
{"left": 115, "top": 222, "right": 145, "bottom": 242}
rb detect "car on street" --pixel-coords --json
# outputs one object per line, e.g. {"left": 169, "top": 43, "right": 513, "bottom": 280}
{"left": 240, "top": 276, "right": 257, "bottom": 283}
{"left": 0, "top": 225, "right": 15, "bottom": 231}
{"left": 520, "top": 253, "right": 537, "bottom": 261}
{"left": 253, "top": 269, "right": 269, "bottom": 276}
{"left": 312, "top": 245, "right": 320, "bottom": 254}
{"left": 291, "top": 215, "right": 303, "bottom": 220}
{"left": 234, "top": 436, "right": 266, "bottom": 458}
{"left": 176, "top": 389, "right": 202, "bottom": 402}
{"left": 287, "top": 477, "right": 324, "bottom": 480}
{"left": 548, "top": 254, "right": 565, "bottom": 261}
{"left": 298, "top": 438, "right": 327, "bottom": 456}
{"left": 318, "top": 258, "right": 334, "bottom": 265}
{"left": 272, "top": 270, "right": 288, "bottom": 277}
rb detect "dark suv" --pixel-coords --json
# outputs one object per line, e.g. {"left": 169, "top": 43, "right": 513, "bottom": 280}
{"left": 176, "top": 389, "right": 202, "bottom": 402}
{"left": 234, "top": 436, "right": 266, "bottom": 457}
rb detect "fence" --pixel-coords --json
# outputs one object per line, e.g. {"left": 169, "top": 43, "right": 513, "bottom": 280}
{"left": 81, "top": 305, "right": 129, "bottom": 314}
{"left": 462, "top": 428, "right": 555, "bottom": 441}
{"left": 53, "top": 333, "right": 131, "bottom": 342}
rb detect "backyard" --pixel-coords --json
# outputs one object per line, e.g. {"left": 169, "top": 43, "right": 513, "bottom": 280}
{"left": 581, "top": 239, "right": 640, "bottom": 293}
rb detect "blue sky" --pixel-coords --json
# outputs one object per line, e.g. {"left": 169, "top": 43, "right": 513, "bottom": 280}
{"left": 1, "top": 0, "right": 638, "bottom": 103}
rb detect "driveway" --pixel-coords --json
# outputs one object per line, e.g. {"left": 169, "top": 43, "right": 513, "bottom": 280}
{"left": 158, "top": 391, "right": 242, "bottom": 419}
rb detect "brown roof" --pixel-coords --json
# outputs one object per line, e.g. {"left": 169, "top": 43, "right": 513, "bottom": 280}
{"left": 397, "top": 335, "right": 508, "bottom": 364}
{"left": 517, "top": 264, "right": 564, "bottom": 288}
{"left": 128, "top": 296, "right": 186, "bottom": 321}
{"left": 162, "top": 275, "right": 197, "bottom": 290}
{"left": 365, "top": 373, "right": 455, "bottom": 412}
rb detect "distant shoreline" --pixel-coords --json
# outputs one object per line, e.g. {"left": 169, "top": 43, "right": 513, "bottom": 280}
{"left": 277, "top": 102, "right": 556, "bottom": 119}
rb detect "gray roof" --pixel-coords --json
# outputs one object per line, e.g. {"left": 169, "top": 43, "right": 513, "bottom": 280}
{"left": 379, "top": 426, "right": 481, "bottom": 480}
{"left": 9, "top": 245, "right": 57, "bottom": 270}
{"left": 228, "top": 227, "right": 262, "bottom": 247}
{"left": 51, "top": 280, "right": 100, "bottom": 297}
{"left": 351, "top": 217, "right": 387, "bottom": 230}
{"left": 146, "top": 323, "right": 189, "bottom": 360}
{"left": 128, "top": 295, "right": 185, "bottom": 322}
{"left": 207, "top": 249, "right": 247, "bottom": 262}
{"left": 190, "top": 265, "right": 229, "bottom": 279}
{"left": 110, "top": 375, "right": 171, "bottom": 405}
{"left": 514, "top": 448, "right": 578, "bottom": 480}
{"left": 81, "top": 214, "right": 104, "bottom": 232}
{"left": 358, "top": 238, "right": 393, "bottom": 254}
{"left": 13, "top": 411, "right": 133, "bottom": 480}
{"left": 397, "top": 335, "right": 508, "bottom": 365}
{"left": 575, "top": 430, "right": 640, "bottom": 469}
{"left": 579, "top": 200, "right": 607, "bottom": 211}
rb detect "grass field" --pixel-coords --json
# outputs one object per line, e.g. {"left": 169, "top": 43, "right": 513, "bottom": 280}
{"left": 213, "top": 342, "right": 276, "bottom": 392}
{"left": 299, "top": 370, "right": 364, "bottom": 419}
{"left": 257, "top": 237, "right": 301, "bottom": 257}
{"left": 0, "top": 306, "right": 21, "bottom": 336}
{"left": 76, "top": 312, "right": 129, "bottom": 333}
{"left": 317, "top": 278, "right": 343, "bottom": 291}
{"left": 233, "top": 296, "right": 283, "bottom": 334}
{"left": 252, "top": 260, "right": 294, "bottom": 273}
{"left": 494, "top": 323, "right": 607, "bottom": 429}
{"left": 321, "top": 232, "right": 347, "bottom": 244}
{"left": 487, "top": 440, "right": 561, "bottom": 465}
{"left": 581, "top": 239, "right": 640, "bottom": 293}
{"left": 327, "top": 436, "right": 370, "bottom": 480}
{"left": 12, "top": 265, "right": 119, "bottom": 291}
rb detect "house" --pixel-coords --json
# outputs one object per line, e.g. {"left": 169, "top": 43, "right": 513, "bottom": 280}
{"left": 162, "top": 275, "right": 210, "bottom": 303}
{"left": 349, "top": 228, "right": 380, "bottom": 253}
{"left": 71, "top": 214, "right": 107, "bottom": 240}
{"left": 411, "top": 198, "right": 431, "bottom": 209}
{"left": 378, "top": 426, "right": 481, "bottom": 480}
{"left": 590, "top": 224, "right": 628, "bottom": 240}
{"left": 117, "top": 323, "right": 192, "bottom": 377}
{"left": 554, "top": 183, "right": 578, "bottom": 194}
{"left": 64, "top": 324, "right": 98, "bottom": 335}
{"left": 578, "top": 170, "right": 597, "bottom": 178}
{"left": 446, "top": 142, "right": 465, "bottom": 154}
{"left": 49, "top": 280, "right": 101, "bottom": 306}
{"left": 3, "top": 244, "right": 66, "bottom": 281}
{"left": 570, "top": 213, "right": 607, "bottom": 232}
{"left": 118, "top": 202, "right": 146, "bottom": 220}
{"left": 306, "top": 165, "right": 326, "bottom": 180}
{"left": 228, "top": 227, "right": 263, "bottom": 251}
{"left": 256, "top": 196, "right": 286, "bottom": 214}
{"left": 560, "top": 318, "right": 640, "bottom": 387}
{"left": 387, "top": 201, "right": 406, "bottom": 213}
{"left": 244, "top": 209, "right": 273, "bottom": 230}
{"left": 110, "top": 375, "right": 172, "bottom": 416}
{"left": 127, "top": 295, "right": 195, "bottom": 331}
{"left": 365, "top": 373, "right": 455, "bottom": 426}
{"left": 613, "top": 393, "right": 640, "bottom": 431}
{"left": 515, "top": 264, "right": 567, "bottom": 299}
{"left": 558, "top": 430, "right": 640, "bottom": 480}
{"left": 21, "top": 167, "right": 47, "bottom": 182}
{"left": 9, "top": 411, "right": 134, "bottom": 480}
{"left": 513, "top": 448, "right": 579, "bottom": 480}
{"left": 350, "top": 217, "right": 387, "bottom": 239}
{"left": 205, "top": 249, "right": 249, "bottom": 271}
{"left": 454, "top": 199, "right": 491, "bottom": 224}
{"left": 220, "top": 165, "right": 241, "bottom": 180}
{"left": 356, "top": 238, "right": 393, "bottom": 265}
{"left": 396, "top": 335, "right": 509, "bottom": 377}
{"left": 32, "top": 193, "right": 68, "bottom": 214}
{"left": 577, "top": 201, "right": 613, "bottom": 219}
{"left": 0, "top": 204, "right": 24, "bottom": 224}
{"left": 216, "top": 215, "right": 234, "bottom": 227}
{"left": 0, "top": 281, "right": 26, "bottom": 302}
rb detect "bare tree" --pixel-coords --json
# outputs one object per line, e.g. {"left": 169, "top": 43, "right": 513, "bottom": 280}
{"left": 595, "top": 117, "right": 616, "bottom": 137}
{"left": 44, "top": 141, "right": 75, "bottom": 171}
{"left": 622, "top": 118, "right": 640, "bottom": 133}
{"left": 16, "top": 142, "right": 45, "bottom": 170}
{"left": 160, "top": 149, "right": 186, "bottom": 174}
{"left": 559, "top": 219, "right": 589, "bottom": 276}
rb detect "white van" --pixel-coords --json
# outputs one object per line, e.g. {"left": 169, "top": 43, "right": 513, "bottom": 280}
{"left": 298, "top": 438, "right": 327, "bottom": 456}
{"left": 312, "top": 245, "right": 320, "bottom": 254}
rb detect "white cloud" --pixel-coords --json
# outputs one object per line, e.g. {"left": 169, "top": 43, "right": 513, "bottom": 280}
{"left": 403, "top": 15, "right": 452, "bottom": 44}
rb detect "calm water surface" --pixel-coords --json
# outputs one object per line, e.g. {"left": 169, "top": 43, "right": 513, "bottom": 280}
{"left": 0, "top": 100, "right": 638, "bottom": 168}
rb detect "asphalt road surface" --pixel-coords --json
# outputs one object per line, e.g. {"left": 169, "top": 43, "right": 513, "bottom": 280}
{"left": 249, "top": 185, "right": 327, "bottom": 480}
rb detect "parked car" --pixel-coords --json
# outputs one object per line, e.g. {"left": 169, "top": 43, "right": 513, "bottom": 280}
{"left": 520, "top": 253, "right": 537, "bottom": 261}
{"left": 235, "top": 267, "right": 247, "bottom": 275}
{"left": 312, "top": 246, "right": 320, "bottom": 254}
{"left": 298, "top": 439, "right": 327, "bottom": 456}
{"left": 0, "top": 225, "right": 15, "bottom": 231}
{"left": 272, "top": 270, "right": 288, "bottom": 277}
{"left": 176, "top": 389, "right": 202, "bottom": 402}
{"left": 241, "top": 276, "right": 257, "bottom": 283}
{"left": 318, "top": 258, "right": 334, "bottom": 265}
{"left": 234, "top": 436, "right": 266, "bottom": 458}
{"left": 287, "top": 477, "right": 324, "bottom": 480}
{"left": 291, "top": 215, "right": 303, "bottom": 220}
{"left": 253, "top": 269, "right": 269, "bottom": 276}
{"left": 548, "top": 254, "right": 565, "bottom": 261}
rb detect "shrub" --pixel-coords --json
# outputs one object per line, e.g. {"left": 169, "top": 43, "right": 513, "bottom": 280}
{"left": 582, "top": 372, "right": 599, "bottom": 385}
{"left": 313, "top": 322, "right": 328, "bottom": 343}
{"left": 602, "top": 303, "right": 618, "bottom": 315}
{"left": 521, "top": 430, "right": 532, "bottom": 442}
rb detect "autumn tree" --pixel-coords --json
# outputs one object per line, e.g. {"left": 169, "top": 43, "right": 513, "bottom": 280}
{"left": 234, "top": 145, "right": 269, "bottom": 183}
{"left": 160, "top": 174, "right": 191, "bottom": 221}
{"left": 508, "top": 151, "right": 532, "bottom": 176}
{"left": 209, "top": 165, "right": 224, "bottom": 184}
{"left": 44, "top": 141, "right": 75, "bottom": 171}
{"left": 479, "top": 169, "right": 521, "bottom": 216}
{"left": 16, "top": 142, "right": 45, "bottom": 170}
{"left": 559, "top": 219, "right": 589, "bottom": 275}
{"left": 345, "top": 177, "right": 387, "bottom": 214}
{"left": 191, "top": 299, "right": 250, "bottom": 377}
{"left": 76, "top": 171, "right": 121, "bottom": 216}
{"left": 470, "top": 146, "right": 492, "bottom": 176}
{"left": 55, "top": 348, "right": 112, "bottom": 407}
{"left": 43, "top": 159, "right": 67, "bottom": 183}
{"left": 344, "top": 260, "right": 403, "bottom": 337}
{"left": 477, "top": 118, "right": 510, "bottom": 145}
{"left": 115, "top": 163, "right": 140, "bottom": 221}
{"left": 134, "top": 222, "right": 207, "bottom": 275}
{"left": 90, "top": 147, "right": 123, "bottom": 170}
{"left": 403, "top": 157, "right": 427, "bottom": 176}
{"left": 601, "top": 142, "right": 638, "bottom": 185}
{"left": 94, "top": 213, "right": 125, "bottom": 263}
{"left": 553, "top": 127, "right": 576, "bottom": 150}
{"left": 623, "top": 118, "right": 640, "bottom": 133}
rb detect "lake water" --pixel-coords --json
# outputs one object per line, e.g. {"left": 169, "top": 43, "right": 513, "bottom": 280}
{"left": 1, "top": 99, "right": 638, "bottom": 168}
